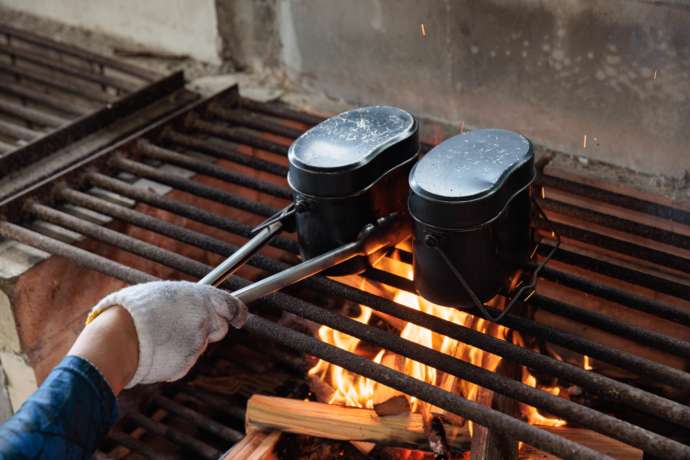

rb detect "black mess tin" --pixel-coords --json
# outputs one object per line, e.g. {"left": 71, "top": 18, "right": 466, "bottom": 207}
{"left": 288, "top": 105, "right": 419, "bottom": 275}
{"left": 408, "top": 128, "right": 535, "bottom": 308}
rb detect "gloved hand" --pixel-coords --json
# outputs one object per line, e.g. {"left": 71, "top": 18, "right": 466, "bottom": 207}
{"left": 88, "top": 281, "right": 248, "bottom": 388}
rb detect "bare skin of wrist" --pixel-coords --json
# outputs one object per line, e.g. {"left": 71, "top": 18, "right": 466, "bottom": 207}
{"left": 68, "top": 306, "right": 139, "bottom": 396}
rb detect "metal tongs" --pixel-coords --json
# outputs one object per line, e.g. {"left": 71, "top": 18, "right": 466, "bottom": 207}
{"left": 197, "top": 203, "right": 296, "bottom": 288}
{"left": 198, "top": 213, "right": 409, "bottom": 304}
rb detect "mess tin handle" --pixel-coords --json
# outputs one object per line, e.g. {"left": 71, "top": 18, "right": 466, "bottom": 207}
{"left": 198, "top": 204, "right": 296, "bottom": 287}
{"left": 428, "top": 197, "right": 560, "bottom": 323}
{"left": 229, "top": 213, "right": 408, "bottom": 304}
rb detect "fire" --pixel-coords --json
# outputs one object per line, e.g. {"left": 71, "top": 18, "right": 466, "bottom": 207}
{"left": 309, "top": 253, "right": 566, "bottom": 433}
{"left": 583, "top": 355, "right": 593, "bottom": 370}
{"left": 521, "top": 368, "right": 567, "bottom": 427}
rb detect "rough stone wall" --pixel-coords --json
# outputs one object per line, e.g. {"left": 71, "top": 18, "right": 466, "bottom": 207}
{"left": 272, "top": 0, "right": 690, "bottom": 179}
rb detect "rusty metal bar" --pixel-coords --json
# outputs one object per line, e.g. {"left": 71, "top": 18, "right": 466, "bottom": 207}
{"left": 36, "top": 197, "right": 690, "bottom": 435}
{"left": 0, "top": 61, "right": 114, "bottom": 104}
{"left": 0, "top": 139, "right": 15, "bottom": 153}
{"left": 540, "top": 174, "right": 690, "bottom": 226}
{"left": 0, "top": 221, "right": 155, "bottom": 284}
{"left": 538, "top": 243, "right": 690, "bottom": 302}
{"left": 0, "top": 80, "right": 91, "bottom": 116}
{"left": 0, "top": 98, "right": 67, "bottom": 128}
{"left": 0, "top": 118, "right": 41, "bottom": 141}
{"left": 135, "top": 140, "right": 292, "bottom": 199}
{"left": 0, "top": 71, "right": 188, "bottom": 176}
{"left": 0, "top": 44, "right": 138, "bottom": 92}
{"left": 126, "top": 412, "right": 221, "bottom": 460}
{"left": 160, "top": 129, "right": 287, "bottom": 177}
{"left": 151, "top": 395, "right": 243, "bottom": 443}
{"left": 533, "top": 295, "right": 690, "bottom": 359}
{"left": 107, "top": 432, "right": 175, "bottom": 460}
{"left": 0, "top": 24, "right": 157, "bottom": 81}
{"left": 540, "top": 198, "right": 690, "bottom": 251}
{"left": 536, "top": 263, "right": 690, "bottom": 327}
{"left": 111, "top": 155, "right": 279, "bottom": 217}
{"left": 185, "top": 114, "right": 289, "bottom": 156}
{"left": 535, "top": 218, "right": 690, "bottom": 273}
{"left": 178, "top": 386, "right": 247, "bottom": 423}
{"left": 239, "top": 97, "right": 325, "bottom": 126}
{"left": 208, "top": 103, "right": 304, "bottom": 139}
{"left": 84, "top": 173, "right": 298, "bottom": 253}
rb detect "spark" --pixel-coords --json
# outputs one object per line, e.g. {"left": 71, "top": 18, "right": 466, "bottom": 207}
{"left": 524, "top": 290, "right": 536, "bottom": 302}
{"left": 583, "top": 134, "right": 587, "bottom": 149}
{"left": 653, "top": 70, "right": 657, "bottom": 80}
{"left": 529, "top": 244, "right": 539, "bottom": 260}
{"left": 420, "top": 23, "right": 427, "bottom": 38}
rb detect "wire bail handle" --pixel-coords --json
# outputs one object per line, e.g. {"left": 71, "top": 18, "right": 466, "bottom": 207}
{"left": 426, "top": 195, "right": 560, "bottom": 323}
{"left": 250, "top": 202, "right": 297, "bottom": 236}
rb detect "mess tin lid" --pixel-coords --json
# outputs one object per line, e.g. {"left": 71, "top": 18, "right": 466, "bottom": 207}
{"left": 409, "top": 129, "right": 535, "bottom": 229}
{"left": 288, "top": 106, "right": 419, "bottom": 197}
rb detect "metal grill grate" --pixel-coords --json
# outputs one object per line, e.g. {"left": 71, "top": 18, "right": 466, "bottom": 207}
{"left": 1, "top": 86, "right": 690, "bottom": 459}
{"left": 0, "top": 24, "right": 187, "bottom": 175}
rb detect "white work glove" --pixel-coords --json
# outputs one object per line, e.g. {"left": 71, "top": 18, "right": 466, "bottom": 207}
{"left": 88, "top": 280, "right": 248, "bottom": 389}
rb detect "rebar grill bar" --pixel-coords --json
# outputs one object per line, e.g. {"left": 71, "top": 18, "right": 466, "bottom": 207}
{"left": 0, "top": 24, "right": 161, "bottom": 167}
{"left": 1, "top": 87, "right": 690, "bottom": 459}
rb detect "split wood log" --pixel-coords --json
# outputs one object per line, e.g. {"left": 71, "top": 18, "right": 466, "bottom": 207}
{"left": 374, "top": 395, "right": 411, "bottom": 417}
{"left": 221, "top": 430, "right": 281, "bottom": 460}
{"left": 245, "top": 395, "right": 470, "bottom": 452}
{"left": 519, "top": 426, "right": 642, "bottom": 460}
{"left": 307, "top": 374, "right": 337, "bottom": 404}
{"left": 471, "top": 360, "right": 521, "bottom": 460}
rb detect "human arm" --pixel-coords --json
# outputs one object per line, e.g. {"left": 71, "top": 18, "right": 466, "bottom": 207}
{"left": 0, "top": 281, "right": 247, "bottom": 459}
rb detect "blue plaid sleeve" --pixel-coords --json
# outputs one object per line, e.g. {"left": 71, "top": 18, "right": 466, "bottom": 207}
{"left": 0, "top": 355, "right": 118, "bottom": 459}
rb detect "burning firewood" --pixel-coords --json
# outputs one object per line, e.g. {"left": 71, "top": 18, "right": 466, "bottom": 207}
{"left": 307, "top": 374, "right": 337, "bottom": 404}
{"left": 373, "top": 395, "right": 411, "bottom": 416}
{"left": 471, "top": 360, "right": 522, "bottom": 460}
{"left": 426, "top": 416, "right": 451, "bottom": 460}
{"left": 245, "top": 395, "right": 470, "bottom": 452}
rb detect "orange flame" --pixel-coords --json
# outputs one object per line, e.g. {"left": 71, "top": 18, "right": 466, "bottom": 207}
{"left": 583, "top": 355, "right": 593, "bottom": 371}
{"left": 309, "top": 254, "right": 566, "bottom": 432}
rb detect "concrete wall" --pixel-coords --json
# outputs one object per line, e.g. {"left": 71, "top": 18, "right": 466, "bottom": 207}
{"left": 0, "top": 0, "right": 221, "bottom": 63}
{"left": 216, "top": 0, "right": 279, "bottom": 70}
{"left": 271, "top": 0, "right": 690, "bottom": 178}
{"left": 2, "top": 0, "right": 688, "bottom": 177}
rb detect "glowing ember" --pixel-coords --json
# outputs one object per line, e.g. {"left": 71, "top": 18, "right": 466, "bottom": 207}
{"left": 420, "top": 23, "right": 427, "bottom": 38}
